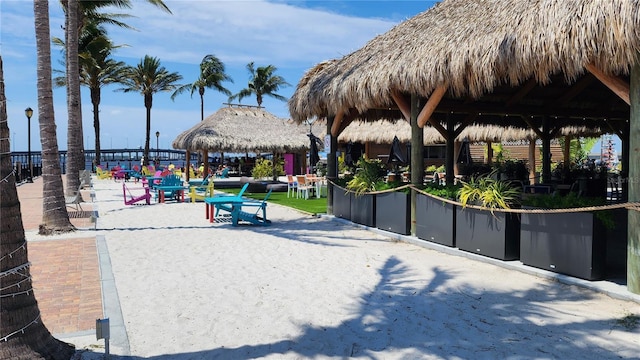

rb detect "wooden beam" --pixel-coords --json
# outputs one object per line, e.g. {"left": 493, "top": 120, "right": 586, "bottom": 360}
{"left": 586, "top": 63, "right": 630, "bottom": 105}
{"left": 453, "top": 113, "right": 477, "bottom": 139}
{"left": 426, "top": 118, "right": 448, "bottom": 139}
{"left": 330, "top": 110, "right": 344, "bottom": 137}
{"left": 523, "top": 117, "right": 544, "bottom": 138}
{"left": 555, "top": 75, "right": 595, "bottom": 106}
{"left": 417, "top": 85, "right": 448, "bottom": 128}
{"left": 506, "top": 78, "right": 537, "bottom": 107}
{"left": 391, "top": 90, "right": 411, "bottom": 121}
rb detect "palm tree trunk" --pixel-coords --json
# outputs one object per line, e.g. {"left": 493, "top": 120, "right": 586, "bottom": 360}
{"left": 0, "top": 52, "right": 74, "bottom": 360}
{"left": 65, "top": 0, "right": 84, "bottom": 197}
{"left": 144, "top": 93, "right": 152, "bottom": 166}
{"left": 35, "top": 0, "right": 74, "bottom": 235}
{"left": 92, "top": 87, "right": 101, "bottom": 167}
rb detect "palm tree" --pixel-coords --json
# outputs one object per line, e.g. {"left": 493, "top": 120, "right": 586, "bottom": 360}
{"left": 58, "top": 0, "right": 171, "bottom": 185}
{"left": 35, "top": 1, "right": 75, "bottom": 235}
{"left": 54, "top": 20, "right": 128, "bottom": 167}
{"left": 172, "top": 54, "right": 233, "bottom": 120}
{"left": 0, "top": 6, "right": 76, "bottom": 360}
{"left": 64, "top": 0, "right": 84, "bottom": 197}
{"left": 229, "top": 62, "right": 290, "bottom": 107}
{"left": 118, "top": 55, "right": 182, "bottom": 166}
{"left": 172, "top": 54, "right": 233, "bottom": 177}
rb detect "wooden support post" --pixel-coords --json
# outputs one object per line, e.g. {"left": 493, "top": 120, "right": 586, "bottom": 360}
{"left": 528, "top": 140, "right": 536, "bottom": 184}
{"left": 627, "top": 60, "right": 640, "bottom": 294}
{"left": 445, "top": 115, "right": 455, "bottom": 185}
{"left": 541, "top": 117, "right": 551, "bottom": 183}
{"left": 563, "top": 135, "right": 571, "bottom": 165}
{"left": 326, "top": 115, "right": 336, "bottom": 215}
{"left": 486, "top": 141, "right": 493, "bottom": 164}
{"left": 453, "top": 140, "right": 461, "bottom": 176}
{"left": 185, "top": 149, "right": 191, "bottom": 182}
{"left": 410, "top": 94, "right": 424, "bottom": 235}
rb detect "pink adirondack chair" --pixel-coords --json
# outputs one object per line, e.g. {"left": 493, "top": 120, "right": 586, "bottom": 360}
{"left": 123, "top": 182, "right": 151, "bottom": 205}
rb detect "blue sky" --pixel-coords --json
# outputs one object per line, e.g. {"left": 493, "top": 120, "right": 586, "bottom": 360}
{"left": 2, "top": 0, "right": 619, "bottom": 155}
{"left": 2, "top": 0, "right": 436, "bottom": 151}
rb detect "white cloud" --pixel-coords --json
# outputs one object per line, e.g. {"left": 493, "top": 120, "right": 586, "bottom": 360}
{"left": 106, "top": 0, "right": 397, "bottom": 66}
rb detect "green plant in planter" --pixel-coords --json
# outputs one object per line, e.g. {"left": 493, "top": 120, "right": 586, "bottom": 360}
{"left": 346, "top": 157, "right": 386, "bottom": 195}
{"left": 522, "top": 192, "right": 614, "bottom": 229}
{"left": 458, "top": 173, "right": 521, "bottom": 211}
{"left": 425, "top": 165, "right": 438, "bottom": 174}
{"left": 422, "top": 183, "right": 461, "bottom": 200}
{"left": 378, "top": 179, "right": 409, "bottom": 193}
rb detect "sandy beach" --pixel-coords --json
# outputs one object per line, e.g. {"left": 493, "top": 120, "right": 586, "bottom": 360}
{"left": 24, "top": 179, "right": 640, "bottom": 359}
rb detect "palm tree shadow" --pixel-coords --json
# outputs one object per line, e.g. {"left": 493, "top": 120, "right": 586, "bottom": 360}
{"left": 82, "top": 255, "right": 636, "bottom": 360}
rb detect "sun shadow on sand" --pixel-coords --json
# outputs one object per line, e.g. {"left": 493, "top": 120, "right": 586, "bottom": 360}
{"left": 82, "top": 257, "right": 637, "bottom": 359}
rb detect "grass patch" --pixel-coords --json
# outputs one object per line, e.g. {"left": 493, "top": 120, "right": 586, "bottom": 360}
{"left": 218, "top": 188, "right": 327, "bottom": 215}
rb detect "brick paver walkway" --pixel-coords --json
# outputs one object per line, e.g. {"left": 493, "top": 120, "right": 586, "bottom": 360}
{"left": 16, "top": 177, "right": 103, "bottom": 335}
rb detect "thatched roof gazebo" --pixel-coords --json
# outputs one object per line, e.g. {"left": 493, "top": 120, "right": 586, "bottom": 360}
{"left": 172, "top": 104, "right": 322, "bottom": 178}
{"left": 289, "top": 0, "right": 631, "bottom": 183}
{"left": 288, "top": 0, "right": 640, "bottom": 292}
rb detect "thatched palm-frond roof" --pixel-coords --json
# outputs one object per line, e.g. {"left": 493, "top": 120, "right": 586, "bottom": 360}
{"left": 290, "top": 0, "right": 635, "bottom": 132}
{"left": 337, "top": 120, "right": 604, "bottom": 145}
{"left": 172, "top": 105, "right": 318, "bottom": 153}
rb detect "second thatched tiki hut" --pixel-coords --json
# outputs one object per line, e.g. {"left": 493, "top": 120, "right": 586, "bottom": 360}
{"left": 172, "top": 104, "right": 321, "bottom": 180}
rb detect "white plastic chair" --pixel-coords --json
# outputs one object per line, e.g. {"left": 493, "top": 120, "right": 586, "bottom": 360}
{"left": 296, "top": 175, "right": 312, "bottom": 199}
{"left": 286, "top": 175, "right": 298, "bottom": 198}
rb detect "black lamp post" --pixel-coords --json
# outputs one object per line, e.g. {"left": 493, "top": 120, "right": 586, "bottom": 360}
{"left": 25, "top": 107, "right": 33, "bottom": 183}
{"left": 155, "top": 131, "right": 160, "bottom": 165}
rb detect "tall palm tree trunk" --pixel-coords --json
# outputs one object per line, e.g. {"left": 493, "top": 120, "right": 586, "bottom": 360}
{"left": 144, "top": 93, "right": 153, "bottom": 166}
{"left": 65, "top": 0, "right": 84, "bottom": 196}
{"left": 92, "top": 87, "right": 102, "bottom": 167}
{"left": 35, "top": 0, "right": 74, "bottom": 235}
{"left": 0, "top": 59, "right": 74, "bottom": 360}
{"left": 199, "top": 90, "right": 208, "bottom": 175}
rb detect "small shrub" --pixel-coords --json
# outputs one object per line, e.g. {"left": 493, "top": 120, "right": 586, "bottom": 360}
{"left": 458, "top": 172, "right": 521, "bottom": 211}
{"left": 251, "top": 158, "right": 283, "bottom": 180}
{"left": 346, "top": 157, "right": 386, "bottom": 195}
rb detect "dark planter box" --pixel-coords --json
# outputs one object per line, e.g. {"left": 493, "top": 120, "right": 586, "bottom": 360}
{"left": 351, "top": 193, "right": 376, "bottom": 227}
{"left": 520, "top": 210, "right": 607, "bottom": 280}
{"left": 376, "top": 191, "right": 410, "bottom": 235}
{"left": 456, "top": 207, "right": 520, "bottom": 260}
{"left": 332, "top": 186, "right": 352, "bottom": 221}
{"left": 415, "top": 193, "right": 456, "bottom": 247}
{"left": 605, "top": 208, "right": 627, "bottom": 279}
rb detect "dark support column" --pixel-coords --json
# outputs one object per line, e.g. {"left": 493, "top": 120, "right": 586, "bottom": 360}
{"left": 185, "top": 150, "right": 191, "bottom": 182}
{"left": 541, "top": 117, "right": 551, "bottom": 183}
{"left": 410, "top": 94, "right": 424, "bottom": 235}
{"left": 445, "top": 115, "right": 455, "bottom": 185}
{"left": 326, "top": 115, "right": 336, "bottom": 215}
{"left": 627, "top": 61, "right": 640, "bottom": 294}
{"left": 622, "top": 120, "right": 630, "bottom": 202}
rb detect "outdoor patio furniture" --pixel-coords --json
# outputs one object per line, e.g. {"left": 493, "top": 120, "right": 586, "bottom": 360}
{"left": 65, "top": 185, "right": 83, "bottom": 211}
{"left": 286, "top": 175, "right": 298, "bottom": 198}
{"left": 123, "top": 182, "right": 151, "bottom": 205}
